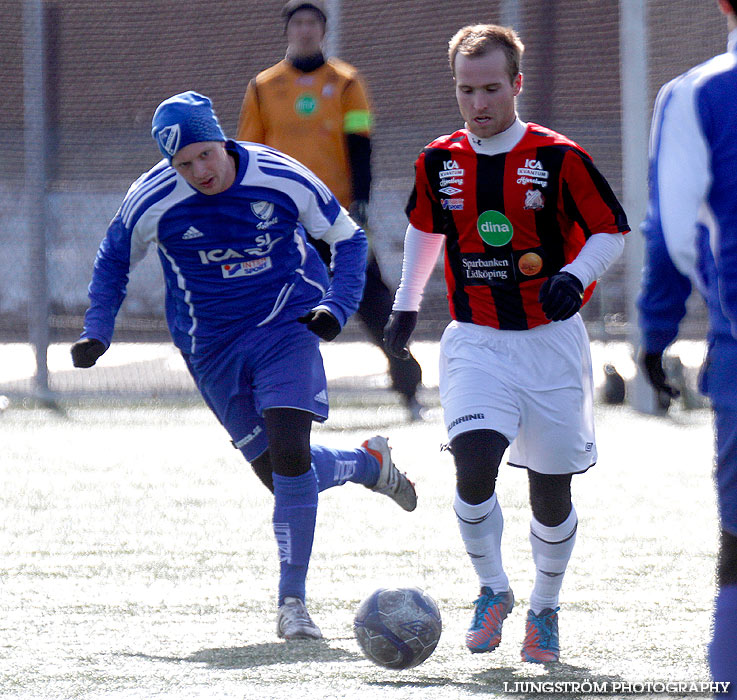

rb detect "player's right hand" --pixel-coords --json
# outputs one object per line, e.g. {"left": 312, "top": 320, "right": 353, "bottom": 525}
{"left": 71, "top": 338, "right": 107, "bottom": 368}
{"left": 298, "top": 308, "right": 342, "bottom": 341}
{"left": 383, "top": 311, "right": 418, "bottom": 360}
{"left": 638, "top": 349, "right": 680, "bottom": 408}
{"left": 539, "top": 271, "right": 584, "bottom": 321}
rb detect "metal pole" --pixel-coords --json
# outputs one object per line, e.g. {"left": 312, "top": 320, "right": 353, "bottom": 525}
{"left": 619, "top": 0, "right": 657, "bottom": 412}
{"left": 500, "top": 0, "right": 527, "bottom": 120}
{"left": 324, "top": 0, "right": 341, "bottom": 57}
{"left": 23, "top": 0, "right": 52, "bottom": 400}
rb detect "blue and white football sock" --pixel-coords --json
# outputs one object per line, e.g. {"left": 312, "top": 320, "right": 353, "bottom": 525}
{"left": 709, "top": 584, "right": 737, "bottom": 696}
{"left": 529, "top": 506, "right": 578, "bottom": 614}
{"left": 273, "top": 471, "right": 318, "bottom": 605}
{"left": 310, "top": 444, "right": 380, "bottom": 492}
{"left": 454, "top": 491, "right": 509, "bottom": 594}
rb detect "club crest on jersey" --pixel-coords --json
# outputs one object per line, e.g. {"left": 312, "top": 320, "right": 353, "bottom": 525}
{"left": 221, "top": 257, "right": 272, "bottom": 278}
{"left": 252, "top": 201, "right": 274, "bottom": 220}
{"left": 157, "top": 124, "right": 181, "bottom": 157}
{"left": 517, "top": 158, "right": 549, "bottom": 187}
{"left": 523, "top": 189, "right": 545, "bottom": 210}
{"left": 251, "top": 200, "right": 279, "bottom": 230}
{"left": 439, "top": 159, "right": 464, "bottom": 179}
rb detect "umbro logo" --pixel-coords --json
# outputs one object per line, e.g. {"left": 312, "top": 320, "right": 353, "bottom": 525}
{"left": 182, "top": 226, "right": 204, "bottom": 240}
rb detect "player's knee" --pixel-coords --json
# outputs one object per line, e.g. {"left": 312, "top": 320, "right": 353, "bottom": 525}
{"left": 450, "top": 429, "right": 507, "bottom": 505}
{"left": 718, "top": 528, "right": 737, "bottom": 587}
{"left": 268, "top": 441, "right": 311, "bottom": 477}
{"left": 262, "top": 407, "right": 313, "bottom": 477}
{"left": 251, "top": 452, "right": 274, "bottom": 493}
{"left": 528, "top": 470, "right": 572, "bottom": 526}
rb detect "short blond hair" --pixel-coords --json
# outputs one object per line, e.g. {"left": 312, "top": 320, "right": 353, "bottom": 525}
{"left": 448, "top": 24, "right": 524, "bottom": 82}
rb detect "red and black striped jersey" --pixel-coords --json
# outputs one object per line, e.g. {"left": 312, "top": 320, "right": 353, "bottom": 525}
{"left": 406, "top": 123, "right": 630, "bottom": 330}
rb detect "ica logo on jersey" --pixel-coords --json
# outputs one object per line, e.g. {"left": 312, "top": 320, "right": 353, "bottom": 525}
{"left": 517, "top": 158, "right": 549, "bottom": 187}
{"left": 197, "top": 233, "right": 282, "bottom": 264}
{"left": 439, "top": 159, "right": 465, "bottom": 179}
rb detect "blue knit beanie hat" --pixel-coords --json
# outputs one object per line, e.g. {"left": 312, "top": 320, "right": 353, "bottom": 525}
{"left": 151, "top": 91, "right": 226, "bottom": 162}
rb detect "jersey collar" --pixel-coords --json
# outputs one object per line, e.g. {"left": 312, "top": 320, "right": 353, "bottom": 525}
{"left": 465, "top": 117, "right": 528, "bottom": 156}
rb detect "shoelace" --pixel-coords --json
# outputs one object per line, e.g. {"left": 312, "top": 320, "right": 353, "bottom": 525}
{"left": 528, "top": 607, "right": 560, "bottom": 645}
{"left": 288, "top": 603, "right": 312, "bottom": 625}
{"left": 472, "top": 591, "right": 501, "bottom": 627}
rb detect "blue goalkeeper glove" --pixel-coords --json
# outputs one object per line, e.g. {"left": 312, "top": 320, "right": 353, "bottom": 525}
{"left": 384, "top": 311, "right": 418, "bottom": 360}
{"left": 298, "top": 308, "right": 341, "bottom": 341}
{"left": 539, "top": 271, "right": 584, "bottom": 321}
{"left": 71, "top": 338, "right": 107, "bottom": 368}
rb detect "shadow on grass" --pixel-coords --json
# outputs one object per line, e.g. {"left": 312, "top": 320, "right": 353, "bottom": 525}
{"left": 362, "top": 663, "right": 629, "bottom": 697}
{"left": 124, "top": 639, "right": 360, "bottom": 670}
{"left": 470, "top": 662, "right": 628, "bottom": 697}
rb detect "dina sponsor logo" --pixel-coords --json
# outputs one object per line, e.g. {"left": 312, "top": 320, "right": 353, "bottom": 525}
{"left": 477, "top": 210, "right": 514, "bottom": 246}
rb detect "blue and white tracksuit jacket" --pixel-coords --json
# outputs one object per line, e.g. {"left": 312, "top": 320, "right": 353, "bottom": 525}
{"left": 638, "top": 29, "right": 737, "bottom": 532}
{"left": 81, "top": 140, "right": 367, "bottom": 355}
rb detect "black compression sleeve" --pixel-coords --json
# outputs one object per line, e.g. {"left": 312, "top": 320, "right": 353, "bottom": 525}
{"left": 346, "top": 133, "right": 372, "bottom": 202}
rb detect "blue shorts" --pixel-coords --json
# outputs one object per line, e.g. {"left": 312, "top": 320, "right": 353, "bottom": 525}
{"left": 183, "top": 319, "right": 329, "bottom": 462}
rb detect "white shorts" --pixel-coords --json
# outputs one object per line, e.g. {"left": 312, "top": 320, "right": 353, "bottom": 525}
{"left": 439, "top": 316, "right": 597, "bottom": 475}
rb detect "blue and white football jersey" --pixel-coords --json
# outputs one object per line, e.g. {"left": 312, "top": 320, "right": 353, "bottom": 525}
{"left": 639, "top": 29, "right": 737, "bottom": 352}
{"left": 82, "top": 140, "right": 367, "bottom": 354}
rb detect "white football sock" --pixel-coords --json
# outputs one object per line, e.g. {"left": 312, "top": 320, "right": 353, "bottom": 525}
{"left": 529, "top": 506, "right": 578, "bottom": 614}
{"left": 454, "top": 491, "right": 509, "bottom": 594}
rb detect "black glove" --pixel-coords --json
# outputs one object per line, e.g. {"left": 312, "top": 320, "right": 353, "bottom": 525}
{"left": 539, "top": 271, "right": 584, "bottom": 321}
{"left": 639, "top": 349, "right": 680, "bottom": 409}
{"left": 348, "top": 199, "right": 369, "bottom": 228}
{"left": 383, "top": 311, "right": 418, "bottom": 360}
{"left": 71, "top": 338, "right": 107, "bottom": 368}
{"left": 298, "top": 308, "right": 341, "bottom": 341}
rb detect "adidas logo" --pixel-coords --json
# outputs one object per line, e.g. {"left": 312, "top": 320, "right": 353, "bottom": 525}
{"left": 314, "top": 389, "right": 328, "bottom": 404}
{"left": 182, "top": 226, "right": 204, "bottom": 240}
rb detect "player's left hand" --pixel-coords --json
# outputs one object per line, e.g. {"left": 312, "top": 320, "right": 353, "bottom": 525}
{"left": 539, "top": 271, "right": 584, "bottom": 321}
{"left": 383, "top": 311, "right": 418, "bottom": 360}
{"left": 298, "top": 308, "right": 341, "bottom": 341}
{"left": 70, "top": 338, "right": 107, "bottom": 368}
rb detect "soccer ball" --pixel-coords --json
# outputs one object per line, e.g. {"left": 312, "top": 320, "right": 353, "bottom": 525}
{"left": 353, "top": 587, "right": 442, "bottom": 670}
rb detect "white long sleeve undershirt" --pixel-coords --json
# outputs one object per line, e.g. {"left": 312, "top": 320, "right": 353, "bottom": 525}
{"left": 392, "top": 225, "right": 625, "bottom": 312}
